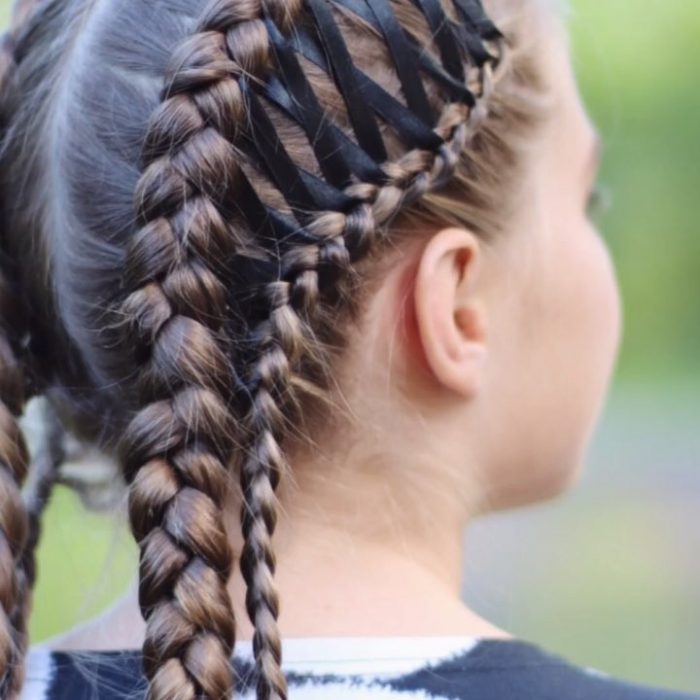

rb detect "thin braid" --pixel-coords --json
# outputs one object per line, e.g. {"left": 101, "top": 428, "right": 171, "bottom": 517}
{"left": 235, "top": 50, "right": 500, "bottom": 700}
{"left": 237, "top": 312, "right": 300, "bottom": 700}
{"left": 113, "top": 0, "right": 305, "bottom": 697}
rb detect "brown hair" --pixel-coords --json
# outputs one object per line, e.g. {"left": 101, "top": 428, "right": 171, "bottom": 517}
{"left": 0, "top": 0, "right": 550, "bottom": 696}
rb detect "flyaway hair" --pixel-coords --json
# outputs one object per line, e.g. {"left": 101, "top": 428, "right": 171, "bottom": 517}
{"left": 0, "top": 0, "right": 548, "bottom": 696}
{"left": 111, "top": 1, "right": 501, "bottom": 697}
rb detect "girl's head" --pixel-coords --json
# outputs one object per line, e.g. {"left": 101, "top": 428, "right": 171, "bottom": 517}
{"left": 0, "top": 0, "right": 621, "bottom": 696}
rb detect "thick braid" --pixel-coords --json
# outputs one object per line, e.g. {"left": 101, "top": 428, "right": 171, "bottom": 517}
{"left": 121, "top": 390, "right": 240, "bottom": 699}
{"left": 114, "top": 0, "right": 306, "bottom": 697}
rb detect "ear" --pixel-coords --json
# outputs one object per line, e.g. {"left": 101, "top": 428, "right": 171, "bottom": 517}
{"left": 413, "top": 227, "right": 487, "bottom": 398}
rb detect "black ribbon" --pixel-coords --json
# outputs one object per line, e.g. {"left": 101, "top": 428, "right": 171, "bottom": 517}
{"left": 291, "top": 28, "right": 444, "bottom": 151}
{"left": 264, "top": 17, "right": 354, "bottom": 188}
{"left": 331, "top": 0, "right": 477, "bottom": 103}
{"left": 263, "top": 73, "right": 388, "bottom": 184}
{"left": 410, "top": 0, "right": 464, "bottom": 81}
{"left": 304, "top": 0, "right": 388, "bottom": 163}
{"left": 452, "top": 0, "right": 502, "bottom": 40}
{"left": 364, "top": 0, "right": 434, "bottom": 125}
{"left": 240, "top": 78, "right": 359, "bottom": 221}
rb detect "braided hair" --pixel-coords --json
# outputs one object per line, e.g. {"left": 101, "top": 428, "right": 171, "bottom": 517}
{"left": 0, "top": 0, "right": 67, "bottom": 694}
{"left": 0, "top": 0, "right": 548, "bottom": 696}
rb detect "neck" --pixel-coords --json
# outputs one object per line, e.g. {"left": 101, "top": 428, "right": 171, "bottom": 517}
{"left": 224, "top": 462, "right": 511, "bottom": 641}
{"left": 43, "top": 453, "right": 511, "bottom": 652}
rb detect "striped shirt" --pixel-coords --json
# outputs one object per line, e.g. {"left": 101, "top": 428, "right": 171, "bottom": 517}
{"left": 21, "top": 635, "right": 700, "bottom": 699}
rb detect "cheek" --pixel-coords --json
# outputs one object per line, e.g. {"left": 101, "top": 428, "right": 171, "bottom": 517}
{"left": 484, "top": 221, "right": 622, "bottom": 510}
{"left": 554, "top": 225, "right": 622, "bottom": 419}
{"left": 529, "top": 223, "right": 622, "bottom": 494}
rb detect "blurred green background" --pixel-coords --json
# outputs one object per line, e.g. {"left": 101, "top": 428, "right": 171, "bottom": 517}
{"left": 2, "top": 0, "right": 698, "bottom": 694}
{"left": 467, "top": 1, "right": 700, "bottom": 692}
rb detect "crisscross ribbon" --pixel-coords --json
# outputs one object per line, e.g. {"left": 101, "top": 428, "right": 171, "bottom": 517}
{"left": 231, "top": 0, "right": 501, "bottom": 261}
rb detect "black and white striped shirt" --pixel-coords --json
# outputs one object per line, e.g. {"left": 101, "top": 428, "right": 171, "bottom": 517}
{"left": 20, "top": 635, "right": 700, "bottom": 699}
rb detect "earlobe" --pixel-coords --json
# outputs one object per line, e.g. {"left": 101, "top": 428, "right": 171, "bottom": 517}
{"left": 413, "top": 227, "right": 488, "bottom": 398}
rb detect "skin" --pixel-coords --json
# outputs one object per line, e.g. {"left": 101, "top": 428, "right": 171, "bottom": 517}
{"left": 43, "top": 8, "right": 622, "bottom": 650}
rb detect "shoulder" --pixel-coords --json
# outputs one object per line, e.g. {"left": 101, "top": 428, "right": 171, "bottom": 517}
{"left": 21, "top": 637, "right": 700, "bottom": 700}
{"left": 399, "top": 639, "right": 700, "bottom": 700}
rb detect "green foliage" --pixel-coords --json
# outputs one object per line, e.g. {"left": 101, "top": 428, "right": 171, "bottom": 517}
{"left": 569, "top": 0, "right": 700, "bottom": 381}
{"left": 29, "top": 488, "right": 137, "bottom": 641}
{"left": 506, "top": 495, "right": 700, "bottom": 691}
